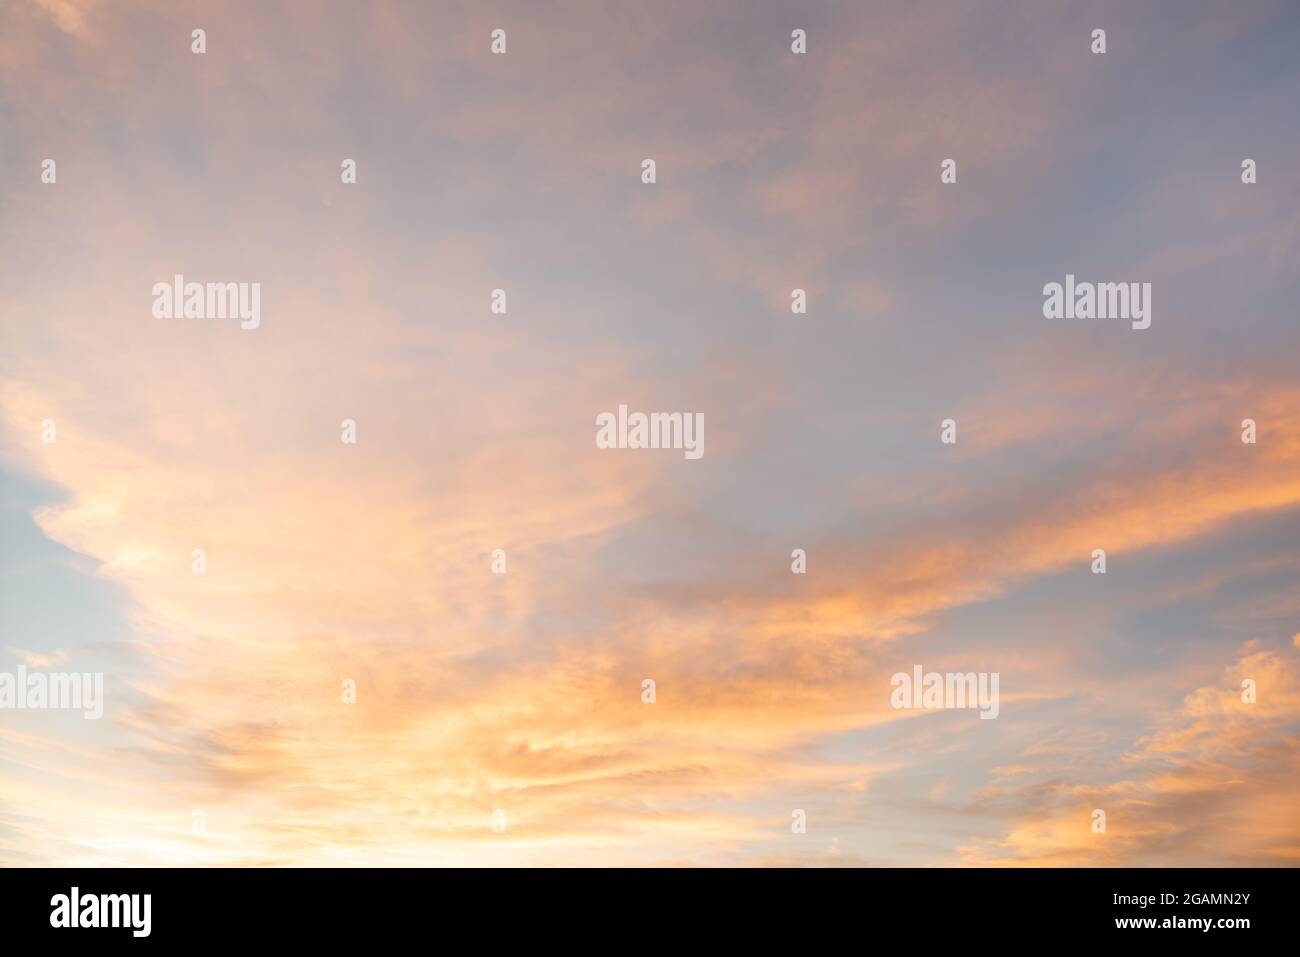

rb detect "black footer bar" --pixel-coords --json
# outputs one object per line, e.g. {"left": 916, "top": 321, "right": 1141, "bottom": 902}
{"left": 0, "top": 866, "right": 1288, "bottom": 945}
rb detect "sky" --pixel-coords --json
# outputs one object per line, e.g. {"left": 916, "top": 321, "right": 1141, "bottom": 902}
{"left": 1, "top": 0, "right": 1298, "bottom": 866}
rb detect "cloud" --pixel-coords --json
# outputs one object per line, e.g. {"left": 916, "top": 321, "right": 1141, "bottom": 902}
{"left": 7, "top": 647, "right": 67, "bottom": 668}
{"left": 959, "top": 641, "right": 1300, "bottom": 866}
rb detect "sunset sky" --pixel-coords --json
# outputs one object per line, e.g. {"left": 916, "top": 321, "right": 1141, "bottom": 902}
{"left": 2, "top": 0, "right": 1299, "bottom": 866}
